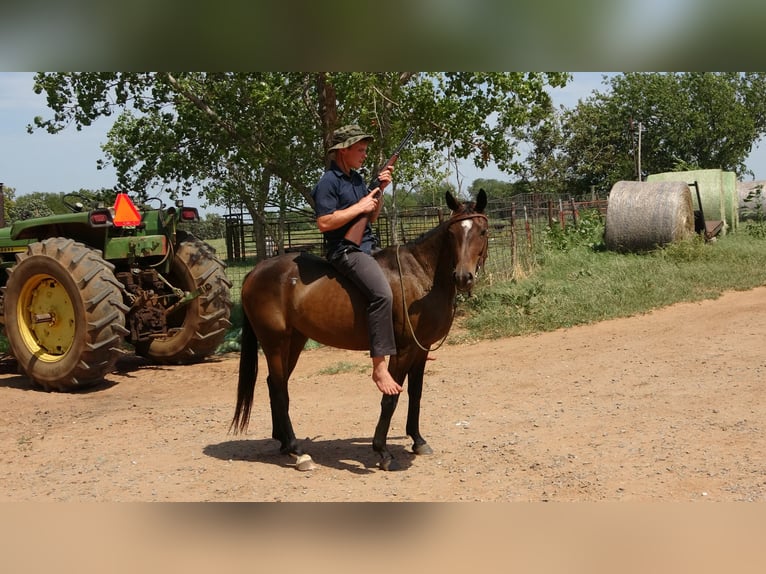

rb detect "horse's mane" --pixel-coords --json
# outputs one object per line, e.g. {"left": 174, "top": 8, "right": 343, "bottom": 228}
{"left": 378, "top": 199, "right": 481, "bottom": 254}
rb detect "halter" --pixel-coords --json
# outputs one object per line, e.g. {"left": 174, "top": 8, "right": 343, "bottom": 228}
{"left": 395, "top": 212, "right": 489, "bottom": 353}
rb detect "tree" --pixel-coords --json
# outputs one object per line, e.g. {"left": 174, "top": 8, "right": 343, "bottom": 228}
{"left": 185, "top": 213, "right": 226, "bottom": 241}
{"left": 30, "top": 72, "right": 570, "bottom": 253}
{"left": 0, "top": 184, "right": 16, "bottom": 225}
{"left": 468, "top": 178, "right": 520, "bottom": 200}
{"left": 513, "top": 111, "right": 572, "bottom": 196}
{"left": 1, "top": 189, "right": 119, "bottom": 223}
{"left": 7, "top": 194, "right": 54, "bottom": 221}
{"left": 548, "top": 72, "right": 766, "bottom": 194}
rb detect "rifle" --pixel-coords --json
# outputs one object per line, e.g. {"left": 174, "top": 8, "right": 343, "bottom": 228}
{"left": 343, "top": 126, "right": 415, "bottom": 246}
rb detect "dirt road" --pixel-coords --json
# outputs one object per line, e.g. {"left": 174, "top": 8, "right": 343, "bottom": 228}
{"left": 1, "top": 287, "right": 764, "bottom": 501}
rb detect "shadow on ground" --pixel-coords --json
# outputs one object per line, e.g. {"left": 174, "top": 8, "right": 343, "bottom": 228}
{"left": 204, "top": 435, "right": 417, "bottom": 473}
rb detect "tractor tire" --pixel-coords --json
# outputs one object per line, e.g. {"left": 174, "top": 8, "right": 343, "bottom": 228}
{"left": 134, "top": 232, "right": 232, "bottom": 364}
{"left": 3, "top": 238, "right": 129, "bottom": 392}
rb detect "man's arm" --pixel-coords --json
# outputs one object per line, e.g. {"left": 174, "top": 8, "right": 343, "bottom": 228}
{"left": 316, "top": 188, "right": 381, "bottom": 232}
{"left": 341, "top": 167, "right": 393, "bottom": 245}
{"left": 317, "top": 183, "right": 390, "bottom": 233}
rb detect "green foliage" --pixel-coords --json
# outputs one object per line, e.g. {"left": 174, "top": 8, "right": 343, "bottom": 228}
{"left": 742, "top": 184, "right": 766, "bottom": 239}
{"left": 655, "top": 234, "right": 708, "bottom": 262}
{"left": 215, "top": 328, "right": 242, "bottom": 354}
{"left": 184, "top": 213, "right": 226, "bottom": 240}
{"left": 744, "top": 219, "right": 766, "bottom": 239}
{"left": 513, "top": 110, "right": 571, "bottom": 195}
{"left": 396, "top": 180, "right": 456, "bottom": 210}
{"left": 318, "top": 361, "right": 366, "bottom": 375}
{"left": 6, "top": 195, "right": 54, "bottom": 221}
{"left": 467, "top": 178, "right": 525, "bottom": 200}
{"left": 542, "top": 209, "right": 605, "bottom": 252}
{"left": 524, "top": 73, "right": 766, "bottom": 196}
{"left": 30, "top": 72, "right": 569, "bottom": 213}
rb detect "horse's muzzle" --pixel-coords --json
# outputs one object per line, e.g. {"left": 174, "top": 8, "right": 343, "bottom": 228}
{"left": 453, "top": 270, "right": 474, "bottom": 293}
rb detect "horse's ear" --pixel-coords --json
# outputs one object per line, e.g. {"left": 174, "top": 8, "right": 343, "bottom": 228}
{"left": 476, "top": 188, "right": 487, "bottom": 213}
{"left": 445, "top": 190, "right": 460, "bottom": 212}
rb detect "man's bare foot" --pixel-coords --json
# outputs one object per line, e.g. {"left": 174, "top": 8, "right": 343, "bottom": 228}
{"left": 373, "top": 373, "right": 403, "bottom": 395}
{"left": 426, "top": 354, "right": 436, "bottom": 361}
{"left": 372, "top": 357, "right": 403, "bottom": 395}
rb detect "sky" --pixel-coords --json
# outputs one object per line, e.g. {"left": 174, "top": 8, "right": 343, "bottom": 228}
{"left": 2, "top": 72, "right": 766, "bottom": 210}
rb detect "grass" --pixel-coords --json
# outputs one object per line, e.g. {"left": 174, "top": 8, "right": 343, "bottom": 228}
{"left": 458, "top": 230, "right": 766, "bottom": 341}
{"left": 318, "top": 361, "right": 367, "bottom": 375}
{"left": 218, "top": 220, "right": 766, "bottom": 349}
{"left": 16, "top": 435, "right": 33, "bottom": 452}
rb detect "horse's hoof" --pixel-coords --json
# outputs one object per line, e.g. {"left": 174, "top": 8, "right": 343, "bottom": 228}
{"left": 379, "top": 457, "right": 400, "bottom": 471}
{"left": 292, "top": 453, "right": 317, "bottom": 471}
{"left": 413, "top": 443, "right": 433, "bottom": 455}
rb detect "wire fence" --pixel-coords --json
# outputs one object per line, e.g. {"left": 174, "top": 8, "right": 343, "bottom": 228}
{"left": 214, "top": 193, "right": 608, "bottom": 302}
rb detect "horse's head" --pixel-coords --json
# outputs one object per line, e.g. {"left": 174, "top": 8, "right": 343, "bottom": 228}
{"left": 444, "top": 189, "right": 489, "bottom": 293}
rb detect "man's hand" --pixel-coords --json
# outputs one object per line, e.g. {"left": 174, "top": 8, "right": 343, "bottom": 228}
{"left": 358, "top": 188, "right": 382, "bottom": 215}
{"left": 377, "top": 166, "right": 394, "bottom": 191}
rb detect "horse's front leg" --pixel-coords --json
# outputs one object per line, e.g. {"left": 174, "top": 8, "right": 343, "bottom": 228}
{"left": 373, "top": 393, "right": 400, "bottom": 471}
{"left": 405, "top": 356, "right": 433, "bottom": 456}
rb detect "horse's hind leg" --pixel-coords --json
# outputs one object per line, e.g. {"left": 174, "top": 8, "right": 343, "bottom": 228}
{"left": 264, "top": 333, "right": 308, "bottom": 456}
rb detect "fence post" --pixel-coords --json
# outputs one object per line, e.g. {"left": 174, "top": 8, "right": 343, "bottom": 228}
{"left": 548, "top": 200, "right": 554, "bottom": 228}
{"left": 524, "top": 205, "right": 533, "bottom": 249}
{"left": 559, "top": 198, "right": 566, "bottom": 230}
{"left": 570, "top": 197, "right": 579, "bottom": 229}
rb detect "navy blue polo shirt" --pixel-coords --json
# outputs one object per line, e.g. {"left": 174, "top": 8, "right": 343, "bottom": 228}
{"left": 311, "top": 161, "right": 375, "bottom": 255}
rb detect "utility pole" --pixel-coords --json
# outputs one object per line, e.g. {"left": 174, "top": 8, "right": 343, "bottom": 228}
{"left": 636, "top": 121, "right": 646, "bottom": 181}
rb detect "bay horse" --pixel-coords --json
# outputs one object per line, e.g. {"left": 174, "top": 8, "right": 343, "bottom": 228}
{"left": 231, "top": 189, "right": 488, "bottom": 470}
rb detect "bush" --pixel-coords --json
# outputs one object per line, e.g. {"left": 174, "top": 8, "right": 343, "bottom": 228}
{"left": 543, "top": 209, "right": 605, "bottom": 252}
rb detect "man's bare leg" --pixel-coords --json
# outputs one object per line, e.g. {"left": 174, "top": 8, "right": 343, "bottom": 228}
{"left": 372, "top": 356, "right": 403, "bottom": 395}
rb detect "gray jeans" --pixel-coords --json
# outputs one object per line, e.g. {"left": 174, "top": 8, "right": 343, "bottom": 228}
{"left": 329, "top": 246, "right": 397, "bottom": 357}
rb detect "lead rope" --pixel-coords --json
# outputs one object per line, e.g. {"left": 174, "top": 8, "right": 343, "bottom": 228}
{"left": 395, "top": 244, "right": 456, "bottom": 353}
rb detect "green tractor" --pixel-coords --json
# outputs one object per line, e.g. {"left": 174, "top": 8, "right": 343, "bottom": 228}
{"left": 0, "top": 187, "right": 232, "bottom": 391}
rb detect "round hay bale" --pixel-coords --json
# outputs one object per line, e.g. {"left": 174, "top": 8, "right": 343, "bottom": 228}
{"left": 604, "top": 181, "right": 694, "bottom": 252}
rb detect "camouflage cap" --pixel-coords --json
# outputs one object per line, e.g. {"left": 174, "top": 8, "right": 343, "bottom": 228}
{"left": 328, "top": 124, "right": 373, "bottom": 151}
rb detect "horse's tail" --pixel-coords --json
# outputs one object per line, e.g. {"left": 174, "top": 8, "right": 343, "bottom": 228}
{"left": 230, "top": 314, "right": 258, "bottom": 435}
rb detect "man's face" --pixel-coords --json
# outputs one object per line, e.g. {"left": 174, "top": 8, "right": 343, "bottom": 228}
{"left": 339, "top": 140, "right": 369, "bottom": 169}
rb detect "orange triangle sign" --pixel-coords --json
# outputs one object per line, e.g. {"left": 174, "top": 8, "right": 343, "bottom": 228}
{"left": 113, "top": 193, "right": 142, "bottom": 227}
